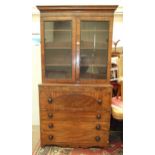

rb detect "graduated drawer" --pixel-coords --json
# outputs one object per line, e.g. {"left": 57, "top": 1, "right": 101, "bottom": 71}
{"left": 39, "top": 85, "right": 111, "bottom": 111}
{"left": 40, "top": 110, "right": 111, "bottom": 122}
{"left": 41, "top": 121, "right": 110, "bottom": 132}
{"left": 41, "top": 130, "right": 109, "bottom": 148}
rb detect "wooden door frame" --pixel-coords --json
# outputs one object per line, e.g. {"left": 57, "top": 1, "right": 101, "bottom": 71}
{"left": 40, "top": 16, "right": 76, "bottom": 83}
{"left": 75, "top": 16, "right": 114, "bottom": 84}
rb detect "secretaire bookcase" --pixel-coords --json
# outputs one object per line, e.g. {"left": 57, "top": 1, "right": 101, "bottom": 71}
{"left": 37, "top": 5, "right": 118, "bottom": 148}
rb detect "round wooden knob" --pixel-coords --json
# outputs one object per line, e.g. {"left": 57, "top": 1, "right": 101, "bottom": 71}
{"left": 48, "top": 113, "right": 53, "bottom": 118}
{"left": 48, "top": 135, "right": 53, "bottom": 140}
{"left": 95, "top": 136, "right": 101, "bottom": 142}
{"left": 97, "top": 99, "right": 102, "bottom": 104}
{"left": 96, "top": 114, "right": 101, "bottom": 119}
{"left": 96, "top": 124, "right": 101, "bottom": 130}
{"left": 48, "top": 123, "right": 53, "bottom": 128}
{"left": 48, "top": 97, "right": 53, "bottom": 104}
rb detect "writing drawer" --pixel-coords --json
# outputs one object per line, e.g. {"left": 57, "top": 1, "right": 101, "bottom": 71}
{"left": 39, "top": 86, "right": 111, "bottom": 111}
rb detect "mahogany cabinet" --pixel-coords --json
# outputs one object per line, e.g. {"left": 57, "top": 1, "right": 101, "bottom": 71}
{"left": 37, "top": 5, "right": 118, "bottom": 148}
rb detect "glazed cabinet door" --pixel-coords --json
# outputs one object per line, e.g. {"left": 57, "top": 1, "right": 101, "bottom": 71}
{"left": 41, "top": 17, "right": 76, "bottom": 83}
{"left": 76, "top": 17, "right": 112, "bottom": 83}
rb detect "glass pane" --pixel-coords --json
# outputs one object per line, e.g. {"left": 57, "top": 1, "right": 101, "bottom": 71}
{"left": 80, "top": 21, "right": 109, "bottom": 79}
{"left": 44, "top": 21, "right": 72, "bottom": 79}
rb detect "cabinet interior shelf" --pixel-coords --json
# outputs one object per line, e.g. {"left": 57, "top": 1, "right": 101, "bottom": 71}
{"left": 81, "top": 64, "right": 107, "bottom": 67}
{"left": 81, "top": 48, "right": 108, "bottom": 50}
{"left": 81, "top": 30, "right": 108, "bottom": 32}
{"left": 46, "top": 64, "right": 72, "bottom": 67}
{"left": 45, "top": 49, "right": 72, "bottom": 52}
{"left": 45, "top": 48, "right": 108, "bottom": 50}
{"left": 45, "top": 29, "right": 108, "bottom": 32}
{"left": 45, "top": 48, "right": 107, "bottom": 50}
{"left": 45, "top": 43, "right": 71, "bottom": 50}
{"left": 46, "top": 64, "right": 106, "bottom": 67}
{"left": 45, "top": 47, "right": 72, "bottom": 50}
{"left": 45, "top": 29, "right": 71, "bottom": 32}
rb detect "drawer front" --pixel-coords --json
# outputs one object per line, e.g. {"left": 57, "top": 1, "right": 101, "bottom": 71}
{"left": 40, "top": 110, "right": 111, "bottom": 122}
{"left": 41, "top": 130, "right": 109, "bottom": 147}
{"left": 41, "top": 121, "right": 110, "bottom": 132}
{"left": 39, "top": 85, "right": 112, "bottom": 111}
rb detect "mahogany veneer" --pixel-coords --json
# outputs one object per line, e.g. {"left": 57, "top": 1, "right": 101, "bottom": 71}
{"left": 37, "top": 5, "right": 117, "bottom": 148}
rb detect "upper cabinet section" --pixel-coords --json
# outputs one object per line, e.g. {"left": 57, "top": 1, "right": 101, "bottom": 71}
{"left": 37, "top": 5, "right": 118, "bottom": 84}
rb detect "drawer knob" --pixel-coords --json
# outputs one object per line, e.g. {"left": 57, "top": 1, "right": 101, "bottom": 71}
{"left": 48, "top": 123, "right": 53, "bottom": 128}
{"left": 48, "top": 97, "right": 53, "bottom": 104}
{"left": 48, "top": 135, "right": 53, "bottom": 140}
{"left": 95, "top": 136, "right": 101, "bottom": 142}
{"left": 97, "top": 99, "right": 102, "bottom": 104}
{"left": 48, "top": 113, "right": 53, "bottom": 118}
{"left": 96, "top": 114, "right": 101, "bottom": 119}
{"left": 96, "top": 124, "right": 101, "bottom": 130}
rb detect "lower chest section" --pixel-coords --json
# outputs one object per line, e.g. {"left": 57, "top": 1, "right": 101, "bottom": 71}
{"left": 39, "top": 84, "right": 112, "bottom": 148}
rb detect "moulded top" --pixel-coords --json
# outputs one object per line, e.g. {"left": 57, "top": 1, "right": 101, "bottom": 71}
{"left": 37, "top": 5, "right": 118, "bottom": 13}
